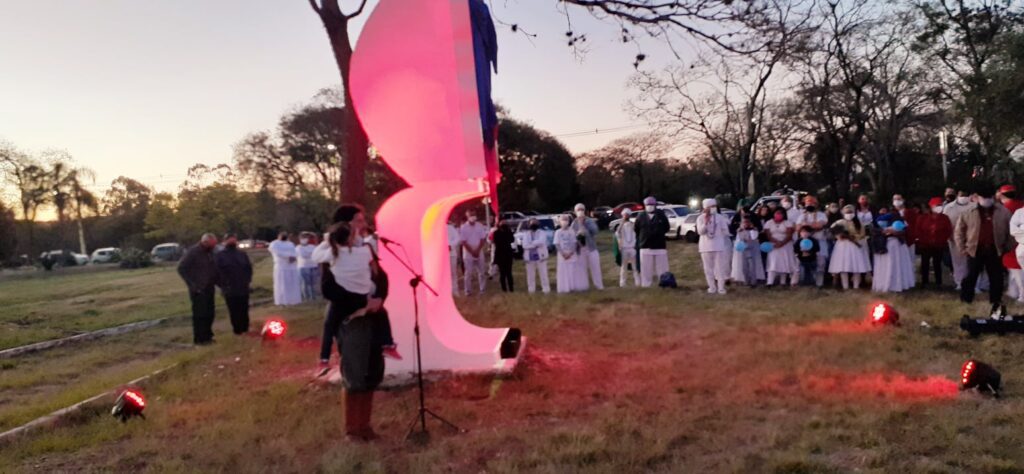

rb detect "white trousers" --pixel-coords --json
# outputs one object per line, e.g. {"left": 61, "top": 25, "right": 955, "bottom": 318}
{"left": 525, "top": 259, "right": 551, "bottom": 294}
{"left": 576, "top": 249, "right": 604, "bottom": 290}
{"left": 639, "top": 249, "right": 669, "bottom": 287}
{"left": 620, "top": 248, "right": 640, "bottom": 287}
{"left": 949, "top": 241, "right": 968, "bottom": 288}
{"left": 463, "top": 252, "right": 487, "bottom": 295}
{"left": 700, "top": 251, "right": 730, "bottom": 292}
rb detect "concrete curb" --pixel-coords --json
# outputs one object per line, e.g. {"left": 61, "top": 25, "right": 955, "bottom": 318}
{"left": 0, "top": 364, "right": 177, "bottom": 444}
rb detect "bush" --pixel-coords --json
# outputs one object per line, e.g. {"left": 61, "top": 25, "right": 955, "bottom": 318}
{"left": 119, "top": 248, "right": 153, "bottom": 269}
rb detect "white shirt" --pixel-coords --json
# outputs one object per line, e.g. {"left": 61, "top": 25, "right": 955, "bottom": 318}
{"left": 268, "top": 240, "right": 297, "bottom": 265}
{"left": 796, "top": 211, "right": 828, "bottom": 240}
{"left": 696, "top": 212, "right": 731, "bottom": 252}
{"left": 311, "top": 242, "right": 374, "bottom": 295}
{"left": 1010, "top": 208, "right": 1024, "bottom": 245}
{"left": 458, "top": 222, "right": 488, "bottom": 253}
{"left": 297, "top": 243, "right": 317, "bottom": 269}
{"left": 764, "top": 219, "right": 794, "bottom": 243}
{"left": 856, "top": 209, "right": 874, "bottom": 226}
{"left": 447, "top": 224, "right": 461, "bottom": 252}
{"left": 554, "top": 228, "right": 578, "bottom": 257}
{"left": 617, "top": 221, "right": 637, "bottom": 249}
{"left": 521, "top": 229, "right": 550, "bottom": 261}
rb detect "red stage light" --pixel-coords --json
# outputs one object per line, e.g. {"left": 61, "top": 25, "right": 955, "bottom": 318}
{"left": 112, "top": 388, "right": 146, "bottom": 422}
{"left": 870, "top": 303, "right": 899, "bottom": 326}
{"left": 960, "top": 359, "right": 1001, "bottom": 396}
{"left": 261, "top": 319, "right": 287, "bottom": 340}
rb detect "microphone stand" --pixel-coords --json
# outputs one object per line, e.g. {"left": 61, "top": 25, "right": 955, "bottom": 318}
{"left": 378, "top": 237, "right": 465, "bottom": 442}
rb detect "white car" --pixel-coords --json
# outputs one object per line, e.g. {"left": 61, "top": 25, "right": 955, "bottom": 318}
{"left": 40, "top": 250, "right": 90, "bottom": 266}
{"left": 680, "top": 210, "right": 738, "bottom": 243}
{"left": 90, "top": 247, "right": 121, "bottom": 264}
{"left": 609, "top": 205, "right": 693, "bottom": 240}
{"left": 513, "top": 216, "right": 556, "bottom": 258}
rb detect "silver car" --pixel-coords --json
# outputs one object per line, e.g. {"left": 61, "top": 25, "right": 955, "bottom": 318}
{"left": 90, "top": 247, "right": 121, "bottom": 264}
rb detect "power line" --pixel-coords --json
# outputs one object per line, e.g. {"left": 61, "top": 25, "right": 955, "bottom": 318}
{"left": 553, "top": 124, "right": 648, "bottom": 138}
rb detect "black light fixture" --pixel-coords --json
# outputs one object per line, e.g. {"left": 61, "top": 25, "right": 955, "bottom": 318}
{"left": 870, "top": 303, "right": 899, "bottom": 326}
{"left": 960, "top": 313, "right": 1024, "bottom": 337}
{"left": 111, "top": 389, "right": 147, "bottom": 422}
{"left": 960, "top": 359, "right": 1001, "bottom": 398}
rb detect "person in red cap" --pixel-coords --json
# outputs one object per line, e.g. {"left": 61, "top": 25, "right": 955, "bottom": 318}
{"left": 997, "top": 185, "right": 1022, "bottom": 213}
{"left": 998, "top": 185, "right": 1023, "bottom": 299}
{"left": 915, "top": 198, "right": 953, "bottom": 287}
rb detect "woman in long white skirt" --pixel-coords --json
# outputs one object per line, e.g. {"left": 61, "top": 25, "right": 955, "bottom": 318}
{"left": 553, "top": 215, "right": 579, "bottom": 293}
{"left": 828, "top": 205, "right": 870, "bottom": 289}
{"left": 731, "top": 216, "right": 766, "bottom": 285}
{"left": 871, "top": 216, "right": 913, "bottom": 293}
{"left": 764, "top": 209, "right": 797, "bottom": 286}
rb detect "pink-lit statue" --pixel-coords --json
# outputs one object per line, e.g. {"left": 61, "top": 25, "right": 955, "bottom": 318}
{"left": 349, "top": 0, "right": 520, "bottom": 376}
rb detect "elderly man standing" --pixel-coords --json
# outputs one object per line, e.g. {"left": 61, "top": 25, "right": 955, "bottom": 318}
{"left": 215, "top": 233, "right": 253, "bottom": 335}
{"left": 571, "top": 203, "right": 603, "bottom": 290}
{"left": 697, "top": 199, "right": 732, "bottom": 294}
{"left": 178, "top": 233, "right": 219, "bottom": 345}
{"left": 944, "top": 189, "right": 974, "bottom": 290}
{"left": 635, "top": 196, "right": 670, "bottom": 287}
{"left": 955, "top": 186, "right": 1012, "bottom": 314}
{"left": 268, "top": 232, "right": 302, "bottom": 306}
{"left": 459, "top": 209, "right": 489, "bottom": 296}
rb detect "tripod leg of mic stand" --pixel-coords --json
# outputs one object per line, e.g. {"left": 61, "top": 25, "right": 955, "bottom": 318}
{"left": 424, "top": 408, "right": 465, "bottom": 433}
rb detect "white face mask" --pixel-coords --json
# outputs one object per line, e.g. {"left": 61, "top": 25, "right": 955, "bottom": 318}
{"left": 575, "top": 210, "right": 586, "bottom": 218}
{"left": 645, "top": 205, "right": 656, "bottom": 213}
{"left": 781, "top": 202, "right": 792, "bottom": 210}
{"left": 932, "top": 206, "right": 944, "bottom": 214}
{"left": 843, "top": 213, "right": 855, "bottom": 220}
{"left": 300, "top": 238, "right": 309, "bottom": 245}
{"left": 709, "top": 206, "right": 717, "bottom": 213}
{"left": 956, "top": 196, "right": 970, "bottom": 205}
{"left": 560, "top": 219, "right": 570, "bottom": 229}
{"left": 980, "top": 198, "right": 994, "bottom": 208}
{"left": 467, "top": 215, "right": 478, "bottom": 223}
{"left": 892, "top": 199, "right": 904, "bottom": 208}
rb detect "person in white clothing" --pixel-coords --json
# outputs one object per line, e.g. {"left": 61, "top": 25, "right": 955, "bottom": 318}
{"left": 296, "top": 232, "right": 320, "bottom": 301}
{"left": 570, "top": 203, "right": 603, "bottom": 291}
{"left": 697, "top": 199, "right": 732, "bottom": 294}
{"left": 268, "top": 232, "right": 302, "bottom": 306}
{"left": 1009, "top": 206, "right": 1024, "bottom": 302}
{"left": 731, "top": 215, "right": 765, "bottom": 286}
{"left": 828, "top": 205, "right": 870, "bottom": 289}
{"left": 943, "top": 190, "right": 974, "bottom": 289}
{"left": 796, "top": 196, "right": 830, "bottom": 287}
{"left": 616, "top": 209, "right": 640, "bottom": 287}
{"left": 553, "top": 215, "right": 580, "bottom": 293}
{"left": 764, "top": 209, "right": 798, "bottom": 286}
{"left": 635, "top": 196, "right": 671, "bottom": 287}
{"left": 781, "top": 196, "right": 801, "bottom": 224}
{"left": 447, "top": 220, "right": 461, "bottom": 296}
{"left": 459, "top": 209, "right": 489, "bottom": 296}
{"left": 521, "top": 218, "right": 552, "bottom": 293}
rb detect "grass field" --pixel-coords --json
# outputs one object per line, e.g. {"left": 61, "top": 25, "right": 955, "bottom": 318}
{"left": 3, "top": 236, "right": 1024, "bottom": 472}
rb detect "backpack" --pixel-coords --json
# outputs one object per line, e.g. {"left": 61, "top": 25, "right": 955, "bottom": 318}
{"left": 659, "top": 272, "right": 678, "bottom": 289}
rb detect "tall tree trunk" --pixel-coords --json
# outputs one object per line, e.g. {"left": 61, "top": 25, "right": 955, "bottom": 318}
{"left": 75, "top": 204, "right": 87, "bottom": 255}
{"left": 313, "top": 1, "right": 369, "bottom": 204}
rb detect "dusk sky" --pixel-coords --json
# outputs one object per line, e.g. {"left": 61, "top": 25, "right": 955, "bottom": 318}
{"left": 0, "top": 1, "right": 689, "bottom": 198}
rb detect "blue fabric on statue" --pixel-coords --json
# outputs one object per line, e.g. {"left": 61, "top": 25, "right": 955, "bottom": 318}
{"left": 470, "top": 0, "right": 499, "bottom": 149}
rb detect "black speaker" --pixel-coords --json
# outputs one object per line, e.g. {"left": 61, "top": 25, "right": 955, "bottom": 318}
{"left": 500, "top": 328, "right": 522, "bottom": 359}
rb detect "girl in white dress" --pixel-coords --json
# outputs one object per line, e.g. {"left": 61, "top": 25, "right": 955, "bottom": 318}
{"left": 828, "top": 205, "right": 870, "bottom": 289}
{"left": 855, "top": 195, "right": 874, "bottom": 271}
{"left": 731, "top": 215, "right": 766, "bottom": 286}
{"left": 764, "top": 208, "right": 798, "bottom": 286}
{"left": 553, "top": 215, "right": 580, "bottom": 293}
{"left": 871, "top": 212, "right": 914, "bottom": 293}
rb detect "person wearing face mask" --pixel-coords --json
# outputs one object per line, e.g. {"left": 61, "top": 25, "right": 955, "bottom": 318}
{"left": 268, "top": 232, "right": 302, "bottom": 306}
{"left": 635, "top": 196, "right": 671, "bottom": 287}
{"left": 570, "top": 203, "right": 604, "bottom": 290}
{"left": 553, "top": 214, "right": 581, "bottom": 293}
{"left": 615, "top": 209, "right": 640, "bottom": 287}
{"left": 447, "top": 218, "right": 462, "bottom": 296}
{"left": 871, "top": 207, "right": 916, "bottom": 293}
{"left": 943, "top": 190, "right": 974, "bottom": 290}
{"left": 731, "top": 215, "right": 765, "bottom": 286}
{"left": 493, "top": 220, "right": 516, "bottom": 292}
{"left": 215, "top": 233, "right": 254, "bottom": 335}
{"left": 521, "top": 218, "right": 551, "bottom": 293}
{"left": 955, "top": 186, "right": 1012, "bottom": 314}
{"left": 794, "top": 226, "right": 822, "bottom": 287}
{"left": 828, "top": 205, "right": 869, "bottom": 290}
{"left": 780, "top": 196, "right": 800, "bottom": 224}
{"left": 944, "top": 188, "right": 957, "bottom": 206}
{"left": 297, "top": 232, "right": 320, "bottom": 302}
{"left": 914, "top": 199, "right": 953, "bottom": 288}
{"left": 697, "top": 199, "right": 732, "bottom": 294}
{"left": 764, "top": 208, "right": 798, "bottom": 287}
{"left": 459, "top": 209, "right": 489, "bottom": 296}
{"left": 891, "top": 194, "right": 919, "bottom": 289}
{"left": 796, "top": 196, "right": 830, "bottom": 287}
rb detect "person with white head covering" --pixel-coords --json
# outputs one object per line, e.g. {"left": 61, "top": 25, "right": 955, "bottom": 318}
{"left": 521, "top": 218, "right": 551, "bottom": 293}
{"left": 697, "top": 198, "right": 732, "bottom": 294}
{"left": 268, "top": 232, "right": 302, "bottom": 306}
{"left": 634, "top": 196, "right": 671, "bottom": 287}
{"left": 570, "top": 203, "right": 603, "bottom": 290}
{"left": 615, "top": 209, "right": 640, "bottom": 287}
{"left": 553, "top": 214, "right": 580, "bottom": 293}
{"left": 828, "top": 204, "right": 871, "bottom": 289}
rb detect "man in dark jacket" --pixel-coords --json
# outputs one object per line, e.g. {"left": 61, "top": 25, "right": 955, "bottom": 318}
{"left": 178, "top": 233, "right": 219, "bottom": 345}
{"left": 215, "top": 233, "right": 253, "bottom": 335}
{"left": 955, "top": 187, "right": 1012, "bottom": 313}
{"left": 634, "top": 196, "right": 670, "bottom": 287}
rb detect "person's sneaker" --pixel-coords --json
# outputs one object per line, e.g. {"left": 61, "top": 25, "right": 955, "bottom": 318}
{"left": 383, "top": 346, "right": 403, "bottom": 360}
{"left": 990, "top": 304, "right": 1006, "bottom": 320}
{"left": 707, "top": 287, "right": 716, "bottom": 294}
{"left": 315, "top": 360, "right": 330, "bottom": 378}
{"left": 717, "top": 287, "right": 727, "bottom": 295}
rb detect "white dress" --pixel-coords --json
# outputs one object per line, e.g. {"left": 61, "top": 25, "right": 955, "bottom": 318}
{"left": 553, "top": 229, "right": 579, "bottom": 293}
{"left": 731, "top": 228, "right": 766, "bottom": 284}
{"left": 872, "top": 236, "right": 914, "bottom": 293}
{"left": 268, "top": 239, "right": 302, "bottom": 306}
{"left": 763, "top": 220, "right": 797, "bottom": 274}
{"left": 828, "top": 220, "right": 870, "bottom": 274}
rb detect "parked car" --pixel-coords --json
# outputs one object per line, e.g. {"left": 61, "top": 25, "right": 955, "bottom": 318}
{"left": 612, "top": 202, "right": 644, "bottom": 218}
{"left": 750, "top": 190, "right": 805, "bottom": 212}
{"left": 39, "top": 250, "right": 89, "bottom": 267}
{"left": 499, "top": 211, "right": 528, "bottom": 229}
{"left": 679, "top": 210, "right": 737, "bottom": 243}
{"left": 238, "top": 239, "right": 269, "bottom": 250}
{"left": 591, "top": 206, "right": 615, "bottom": 229}
{"left": 90, "top": 247, "right": 121, "bottom": 264}
{"left": 151, "top": 243, "right": 184, "bottom": 262}
{"left": 512, "top": 217, "right": 556, "bottom": 259}
{"left": 662, "top": 206, "right": 693, "bottom": 240}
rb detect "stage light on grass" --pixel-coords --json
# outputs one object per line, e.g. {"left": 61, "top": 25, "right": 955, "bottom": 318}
{"left": 261, "top": 319, "right": 287, "bottom": 341}
{"left": 960, "top": 359, "right": 1001, "bottom": 397}
{"left": 112, "top": 389, "right": 146, "bottom": 422}
{"left": 870, "top": 303, "right": 899, "bottom": 326}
